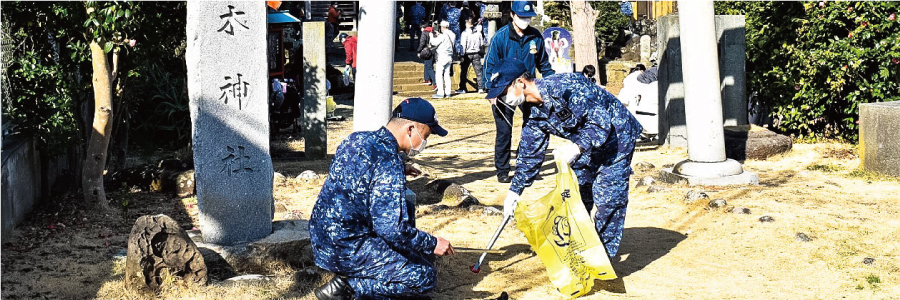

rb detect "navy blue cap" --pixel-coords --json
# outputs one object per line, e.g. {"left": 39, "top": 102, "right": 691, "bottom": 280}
{"left": 511, "top": 1, "right": 537, "bottom": 17}
{"left": 486, "top": 59, "right": 528, "bottom": 99}
{"left": 394, "top": 98, "right": 448, "bottom": 136}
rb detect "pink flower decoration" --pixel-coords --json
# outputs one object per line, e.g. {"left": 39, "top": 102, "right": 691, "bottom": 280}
{"left": 842, "top": 65, "right": 848, "bottom": 69}
{"left": 890, "top": 13, "right": 896, "bottom": 21}
{"left": 794, "top": 85, "right": 801, "bottom": 91}
{"left": 819, "top": 1, "right": 825, "bottom": 8}
{"left": 892, "top": 58, "right": 900, "bottom": 64}
{"left": 847, "top": 7, "right": 853, "bottom": 12}
{"left": 861, "top": 21, "right": 868, "bottom": 27}
{"left": 128, "top": 39, "right": 136, "bottom": 47}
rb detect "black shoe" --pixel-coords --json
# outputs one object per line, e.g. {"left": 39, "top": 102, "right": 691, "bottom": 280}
{"left": 497, "top": 173, "right": 511, "bottom": 183}
{"left": 493, "top": 292, "right": 509, "bottom": 300}
{"left": 314, "top": 275, "right": 353, "bottom": 300}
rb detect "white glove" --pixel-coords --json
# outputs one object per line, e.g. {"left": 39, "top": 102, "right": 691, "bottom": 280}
{"left": 553, "top": 142, "right": 582, "bottom": 165}
{"left": 503, "top": 191, "right": 521, "bottom": 218}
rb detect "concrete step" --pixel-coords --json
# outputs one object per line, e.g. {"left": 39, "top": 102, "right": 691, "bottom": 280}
{"left": 393, "top": 70, "right": 423, "bottom": 78}
{"left": 396, "top": 91, "right": 488, "bottom": 100}
{"left": 394, "top": 77, "right": 427, "bottom": 85}
{"left": 394, "top": 63, "right": 423, "bottom": 72}
{"left": 396, "top": 91, "right": 435, "bottom": 99}
{"left": 394, "top": 83, "right": 435, "bottom": 92}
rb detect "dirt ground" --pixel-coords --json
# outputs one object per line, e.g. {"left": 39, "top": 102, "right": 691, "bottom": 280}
{"left": 3, "top": 95, "right": 899, "bottom": 300}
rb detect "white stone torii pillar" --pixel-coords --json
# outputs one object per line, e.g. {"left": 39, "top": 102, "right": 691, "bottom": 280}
{"left": 660, "top": 1, "right": 758, "bottom": 186}
{"left": 353, "top": 2, "right": 397, "bottom": 132}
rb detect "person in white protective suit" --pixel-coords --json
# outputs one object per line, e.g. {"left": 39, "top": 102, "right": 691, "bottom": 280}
{"left": 615, "top": 65, "right": 659, "bottom": 143}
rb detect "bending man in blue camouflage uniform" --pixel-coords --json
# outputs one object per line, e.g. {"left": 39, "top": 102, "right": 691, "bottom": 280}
{"left": 488, "top": 59, "right": 642, "bottom": 258}
{"left": 309, "top": 98, "right": 455, "bottom": 300}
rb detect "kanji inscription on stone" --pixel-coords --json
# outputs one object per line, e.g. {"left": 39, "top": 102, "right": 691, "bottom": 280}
{"left": 220, "top": 145, "right": 254, "bottom": 175}
{"left": 217, "top": 5, "right": 249, "bottom": 35}
{"left": 219, "top": 74, "right": 249, "bottom": 109}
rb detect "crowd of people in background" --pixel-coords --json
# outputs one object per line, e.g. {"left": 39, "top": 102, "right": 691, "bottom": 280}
{"left": 407, "top": 1, "right": 489, "bottom": 98}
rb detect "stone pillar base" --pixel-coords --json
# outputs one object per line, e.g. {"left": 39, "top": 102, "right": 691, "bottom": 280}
{"left": 192, "top": 220, "right": 312, "bottom": 276}
{"left": 659, "top": 164, "right": 759, "bottom": 186}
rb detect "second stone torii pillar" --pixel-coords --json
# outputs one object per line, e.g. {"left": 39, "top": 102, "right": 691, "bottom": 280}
{"left": 352, "top": 2, "right": 397, "bottom": 132}
{"left": 659, "top": 1, "right": 758, "bottom": 186}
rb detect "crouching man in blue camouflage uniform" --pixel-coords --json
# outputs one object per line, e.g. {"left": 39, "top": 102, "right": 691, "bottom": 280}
{"left": 309, "top": 98, "right": 455, "bottom": 300}
{"left": 489, "top": 59, "right": 642, "bottom": 258}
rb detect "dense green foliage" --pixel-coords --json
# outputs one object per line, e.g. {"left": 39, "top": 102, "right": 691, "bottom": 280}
{"left": 3, "top": 2, "right": 91, "bottom": 155}
{"left": 542, "top": 1, "right": 630, "bottom": 45}
{"left": 716, "top": 1, "right": 900, "bottom": 141}
{"left": 2, "top": 2, "right": 188, "bottom": 155}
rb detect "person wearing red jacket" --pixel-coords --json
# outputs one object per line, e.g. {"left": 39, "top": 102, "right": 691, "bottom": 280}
{"left": 339, "top": 33, "right": 357, "bottom": 81}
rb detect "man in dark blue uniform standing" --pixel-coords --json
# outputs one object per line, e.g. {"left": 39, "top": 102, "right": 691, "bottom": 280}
{"left": 483, "top": 0, "right": 554, "bottom": 183}
{"left": 309, "top": 98, "right": 455, "bottom": 300}
{"left": 490, "top": 59, "right": 643, "bottom": 259}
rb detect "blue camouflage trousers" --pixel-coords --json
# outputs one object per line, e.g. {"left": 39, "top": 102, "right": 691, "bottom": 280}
{"left": 347, "top": 253, "right": 436, "bottom": 300}
{"left": 574, "top": 149, "right": 635, "bottom": 258}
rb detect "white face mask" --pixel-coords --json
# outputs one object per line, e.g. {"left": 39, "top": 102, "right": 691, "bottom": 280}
{"left": 513, "top": 15, "right": 532, "bottom": 30}
{"left": 407, "top": 127, "right": 427, "bottom": 157}
{"left": 504, "top": 82, "right": 526, "bottom": 107}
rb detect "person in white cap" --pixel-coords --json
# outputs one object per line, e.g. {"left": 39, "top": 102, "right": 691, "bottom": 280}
{"left": 431, "top": 20, "right": 456, "bottom": 99}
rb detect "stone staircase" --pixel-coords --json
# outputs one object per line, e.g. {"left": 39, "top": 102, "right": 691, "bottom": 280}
{"left": 393, "top": 62, "right": 434, "bottom": 98}
{"left": 393, "top": 61, "right": 483, "bottom": 99}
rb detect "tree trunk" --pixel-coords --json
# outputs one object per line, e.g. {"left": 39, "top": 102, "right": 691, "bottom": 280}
{"left": 571, "top": 1, "right": 601, "bottom": 83}
{"left": 82, "top": 40, "right": 114, "bottom": 210}
{"left": 109, "top": 72, "right": 129, "bottom": 172}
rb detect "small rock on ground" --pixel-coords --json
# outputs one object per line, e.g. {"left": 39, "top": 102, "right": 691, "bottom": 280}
{"left": 296, "top": 170, "right": 319, "bottom": 181}
{"left": 863, "top": 257, "right": 875, "bottom": 265}
{"left": 273, "top": 172, "right": 286, "bottom": 185}
{"left": 426, "top": 204, "right": 451, "bottom": 213}
{"left": 708, "top": 199, "right": 727, "bottom": 208}
{"left": 634, "top": 161, "right": 656, "bottom": 172}
{"left": 225, "top": 274, "right": 270, "bottom": 282}
{"left": 647, "top": 185, "right": 669, "bottom": 193}
{"left": 481, "top": 206, "right": 502, "bottom": 216}
{"left": 759, "top": 215, "right": 775, "bottom": 222}
{"left": 731, "top": 207, "right": 751, "bottom": 214}
{"left": 441, "top": 184, "right": 478, "bottom": 207}
{"left": 636, "top": 176, "right": 655, "bottom": 187}
{"left": 467, "top": 205, "right": 502, "bottom": 216}
{"left": 685, "top": 190, "right": 709, "bottom": 203}
{"left": 795, "top": 232, "right": 812, "bottom": 242}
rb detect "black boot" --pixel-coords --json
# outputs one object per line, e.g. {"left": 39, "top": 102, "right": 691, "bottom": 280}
{"left": 497, "top": 172, "right": 511, "bottom": 183}
{"left": 314, "top": 275, "right": 353, "bottom": 300}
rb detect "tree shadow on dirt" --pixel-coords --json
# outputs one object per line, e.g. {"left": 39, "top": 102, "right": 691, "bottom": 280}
{"left": 416, "top": 155, "right": 557, "bottom": 189}
{"left": 613, "top": 227, "right": 686, "bottom": 278}
{"left": 432, "top": 243, "right": 536, "bottom": 300}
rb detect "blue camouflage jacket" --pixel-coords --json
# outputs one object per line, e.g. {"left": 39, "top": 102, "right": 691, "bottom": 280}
{"left": 510, "top": 73, "right": 643, "bottom": 195}
{"left": 483, "top": 24, "right": 555, "bottom": 90}
{"left": 411, "top": 4, "right": 426, "bottom": 26}
{"left": 310, "top": 127, "right": 437, "bottom": 278}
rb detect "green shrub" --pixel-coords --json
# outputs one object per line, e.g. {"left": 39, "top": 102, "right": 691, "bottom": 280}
{"left": 716, "top": 1, "right": 900, "bottom": 141}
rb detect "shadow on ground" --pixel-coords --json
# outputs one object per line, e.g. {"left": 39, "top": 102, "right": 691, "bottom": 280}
{"left": 432, "top": 243, "right": 536, "bottom": 300}
{"left": 613, "top": 227, "right": 687, "bottom": 278}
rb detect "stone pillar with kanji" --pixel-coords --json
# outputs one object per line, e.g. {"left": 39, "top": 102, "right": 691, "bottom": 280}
{"left": 187, "top": 1, "right": 274, "bottom": 245}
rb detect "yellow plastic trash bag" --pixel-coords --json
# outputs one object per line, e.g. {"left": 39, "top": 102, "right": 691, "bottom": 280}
{"left": 514, "top": 158, "right": 617, "bottom": 298}
{"left": 326, "top": 95, "right": 336, "bottom": 117}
